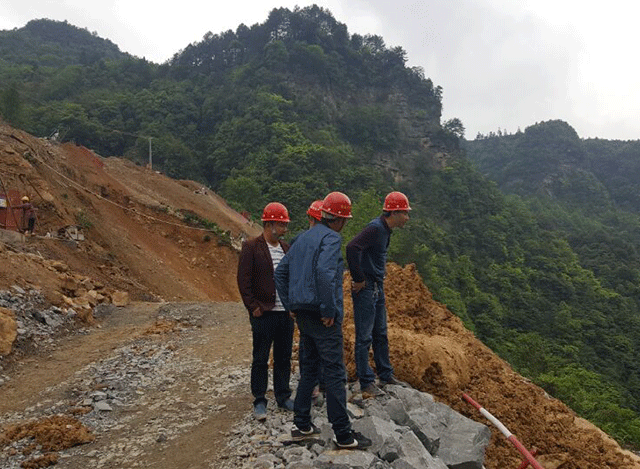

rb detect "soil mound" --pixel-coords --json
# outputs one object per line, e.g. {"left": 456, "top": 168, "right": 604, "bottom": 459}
{"left": 0, "top": 415, "right": 94, "bottom": 452}
{"left": 344, "top": 264, "right": 640, "bottom": 469}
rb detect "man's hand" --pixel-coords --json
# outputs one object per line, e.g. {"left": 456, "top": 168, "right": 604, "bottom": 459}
{"left": 252, "top": 307, "right": 263, "bottom": 317}
{"left": 351, "top": 280, "right": 366, "bottom": 294}
{"left": 321, "top": 317, "right": 334, "bottom": 327}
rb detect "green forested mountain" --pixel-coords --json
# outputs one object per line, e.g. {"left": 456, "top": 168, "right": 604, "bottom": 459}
{"left": 3, "top": 10, "right": 640, "bottom": 446}
{"left": 0, "top": 18, "right": 126, "bottom": 66}
{"left": 0, "top": 10, "right": 444, "bottom": 227}
{"left": 464, "top": 122, "right": 640, "bottom": 442}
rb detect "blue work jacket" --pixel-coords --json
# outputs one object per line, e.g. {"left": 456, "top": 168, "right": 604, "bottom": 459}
{"left": 274, "top": 223, "right": 345, "bottom": 324}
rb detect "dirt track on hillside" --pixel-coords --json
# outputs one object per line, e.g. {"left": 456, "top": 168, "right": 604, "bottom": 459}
{"left": 0, "top": 301, "right": 252, "bottom": 469}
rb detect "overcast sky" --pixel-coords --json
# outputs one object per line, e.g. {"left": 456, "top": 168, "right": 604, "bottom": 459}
{"left": 2, "top": 0, "right": 639, "bottom": 140}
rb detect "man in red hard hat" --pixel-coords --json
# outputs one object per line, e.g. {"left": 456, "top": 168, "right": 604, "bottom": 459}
{"left": 237, "top": 202, "right": 294, "bottom": 421}
{"left": 289, "top": 199, "right": 325, "bottom": 403}
{"left": 275, "top": 192, "right": 372, "bottom": 449}
{"left": 289, "top": 200, "right": 323, "bottom": 246}
{"left": 346, "top": 191, "right": 411, "bottom": 398}
{"left": 306, "top": 199, "right": 323, "bottom": 224}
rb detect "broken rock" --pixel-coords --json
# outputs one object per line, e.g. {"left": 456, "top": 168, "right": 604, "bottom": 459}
{"left": 0, "top": 307, "right": 17, "bottom": 355}
{"left": 112, "top": 291, "right": 130, "bottom": 307}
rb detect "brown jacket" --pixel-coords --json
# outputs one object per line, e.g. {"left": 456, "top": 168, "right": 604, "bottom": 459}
{"left": 237, "top": 234, "right": 289, "bottom": 315}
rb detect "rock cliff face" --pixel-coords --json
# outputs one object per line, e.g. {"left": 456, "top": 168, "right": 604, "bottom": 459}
{"left": 289, "top": 77, "right": 451, "bottom": 187}
{"left": 377, "top": 87, "right": 451, "bottom": 184}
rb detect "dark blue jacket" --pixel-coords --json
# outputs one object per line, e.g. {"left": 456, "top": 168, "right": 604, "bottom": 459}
{"left": 274, "top": 223, "right": 345, "bottom": 324}
{"left": 346, "top": 216, "right": 391, "bottom": 283}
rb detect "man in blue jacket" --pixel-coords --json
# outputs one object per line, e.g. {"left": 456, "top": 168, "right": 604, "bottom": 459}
{"left": 346, "top": 191, "right": 411, "bottom": 398}
{"left": 275, "top": 192, "right": 371, "bottom": 450}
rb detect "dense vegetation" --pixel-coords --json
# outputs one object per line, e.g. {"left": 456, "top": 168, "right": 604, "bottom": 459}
{"left": 464, "top": 122, "right": 640, "bottom": 443}
{"left": 0, "top": 12, "right": 441, "bottom": 229}
{"left": 3, "top": 10, "right": 640, "bottom": 447}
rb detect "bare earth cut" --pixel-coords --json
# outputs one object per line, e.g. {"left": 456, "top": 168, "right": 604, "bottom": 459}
{"left": 1, "top": 122, "right": 639, "bottom": 468}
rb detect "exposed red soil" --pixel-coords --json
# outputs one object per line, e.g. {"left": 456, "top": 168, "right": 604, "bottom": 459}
{"left": 343, "top": 264, "right": 640, "bottom": 468}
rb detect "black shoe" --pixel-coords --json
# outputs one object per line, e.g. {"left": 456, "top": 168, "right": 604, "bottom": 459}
{"left": 291, "top": 424, "right": 321, "bottom": 441}
{"left": 278, "top": 398, "right": 294, "bottom": 411}
{"left": 361, "top": 383, "right": 384, "bottom": 399}
{"left": 335, "top": 430, "right": 372, "bottom": 449}
{"left": 253, "top": 402, "right": 267, "bottom": 421}
{"left": 380, "top": 376, "right": 408, "bottom": 387}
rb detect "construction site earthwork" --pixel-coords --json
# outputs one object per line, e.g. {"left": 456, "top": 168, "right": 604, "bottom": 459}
{"left": 1, "top": 120, "right": 640, "bottom": 469}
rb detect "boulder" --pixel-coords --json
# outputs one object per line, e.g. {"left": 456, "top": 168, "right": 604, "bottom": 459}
{"left": 434, "top": 408, "right": 491, "bottom": 469}
{"left": 112, "top": 291, "right": 130, "bottom": 306}
{"left": 85, "top": 290, "right": 101, "bottom": 306}
{"left": 0, "top": 307, "right": 18, "bottom": 355}
{"left": 392, "top": 431, "right": 448, "bottom": 469}
{"left": 80, "top": 278, "right": 95, "bottom": 290}
{"left": 316, "top": 449, "right": 378, "bottom": 468}
{"left": 60, "top": 275, "right": 80, "bottom": 293}
{"left": 406, "top": 409, "right": 441, "bottom": 455}
{"left": 386, "top": 385, "right": 491, "bottom": 469}
{"left": 49, "top": 260, "right": 69, "bottom": 273}
{"left": 73, "top": 295, "right": 91, "bottom": 310}
{"left": 352, "top": 415, "right": 404, "bottom": 459}
{"left": 45, "top": 289, "right": 65, "bottom": 307}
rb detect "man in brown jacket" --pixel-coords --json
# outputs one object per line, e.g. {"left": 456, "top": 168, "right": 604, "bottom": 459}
{"left": 237, "top": 202, "right": 294, "bottom": 421}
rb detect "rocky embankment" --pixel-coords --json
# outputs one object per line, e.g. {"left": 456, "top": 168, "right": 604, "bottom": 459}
{"left": 0, "top": 287, "right": 89, "bottom": 364}
{"left": 218, "top": 382, "right": 490, "bottom": 469}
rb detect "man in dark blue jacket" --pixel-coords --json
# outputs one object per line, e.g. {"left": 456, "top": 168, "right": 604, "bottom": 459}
{"left": 289, "top": 199, "right": 325, "bottom": 402}
{"left": 346, "top": 191, "right": 411, "bottom": 398}
{"left": 275, "top": 192, "right": 371, "bottom": 450}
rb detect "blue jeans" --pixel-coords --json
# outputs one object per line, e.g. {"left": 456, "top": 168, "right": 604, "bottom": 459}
{"left": 294, "top": 311, "right": 351, "bottom": 440}
{"left": 250, "top": 311, "right": 294, "bottom": 407}
{"left": 352, "top": 280, "right": 393, "bottom": 387}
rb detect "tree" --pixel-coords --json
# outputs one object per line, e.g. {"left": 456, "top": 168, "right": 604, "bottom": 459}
{"left": 443, "top": 118, "right": 465, "bottom": 139}
{"left": 1, "top": 84, "right": 22, "bottom": 124}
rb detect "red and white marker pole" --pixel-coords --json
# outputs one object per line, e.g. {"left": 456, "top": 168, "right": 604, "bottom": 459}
{"left": 462, "top": 393, "right": 545, "bottom": 469}
{"left": 516, "top": 448, "right": 539, "bottom": 469}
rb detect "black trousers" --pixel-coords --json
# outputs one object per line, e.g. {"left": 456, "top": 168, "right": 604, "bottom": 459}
{"left": 294, "top": 311, "right": 351, "bottom": 439}
{"left": 249, "top": 311, "right": 294, "bottom": 407}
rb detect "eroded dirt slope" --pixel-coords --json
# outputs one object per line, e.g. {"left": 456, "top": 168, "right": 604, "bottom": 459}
{"left": 0, "top": 122, "right": 260, "bottom": 304}
{"left": 344, "top": 264, "right": 640, "bottom": 469}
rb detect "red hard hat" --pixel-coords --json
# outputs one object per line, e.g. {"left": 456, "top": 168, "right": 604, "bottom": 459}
{"left": 261, "top": 202, "right": 290, "bottom": 222}
{"left": 383, "top": 191, "right": 411, "bottom": 211}
{"left": 322, "top": 192, "right": 353, "bottom": 218}
{"left": 306, "top": 200, "right": 323, "bottom": 221}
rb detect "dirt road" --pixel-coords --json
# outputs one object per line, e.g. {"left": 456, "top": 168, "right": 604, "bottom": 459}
{"left": 0, "top": 301, "right": 253, "bottom": 469}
